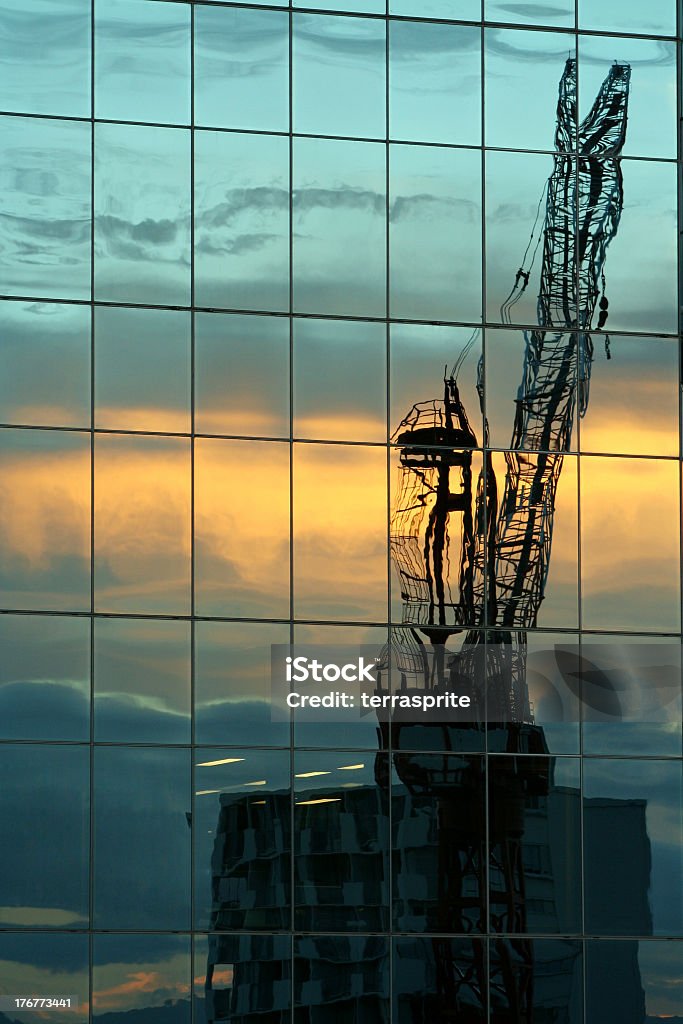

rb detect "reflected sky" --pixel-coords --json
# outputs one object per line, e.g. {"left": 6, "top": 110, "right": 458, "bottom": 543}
{"left": 578, "top": 0, "right": 676, "bottom": 37}
{"left": 0, "top": 934, "right": 88, "bottom": 1024}
{"left": 390, "top": 0, "right": 481, "bottom": 17}
{"left": 486, "top": 0, "right": 574, "bottom": 27}
{"left": 93, "top": 935, "right": 190, "bottom": 1019}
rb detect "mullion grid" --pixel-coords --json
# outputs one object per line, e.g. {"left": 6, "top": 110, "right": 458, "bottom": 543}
{"left": 0, "top": 1, "right": 680, "bottom": 1020}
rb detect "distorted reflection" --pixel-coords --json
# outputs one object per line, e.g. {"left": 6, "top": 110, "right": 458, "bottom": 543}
{"left": 92, "top": 934, "right": 191, "bottom": 1022}
{"left": 0, "top": 934, "right": 88, "bottom": 1024}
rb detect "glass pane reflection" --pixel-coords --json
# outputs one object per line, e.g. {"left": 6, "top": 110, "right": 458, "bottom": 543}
{"left": 586, "top": 940, "right": 683, "bottom": 1023}
{"left": 0, "top": 115, "right": 91, "bottom": 301}
{"left": 0, "top": 934, "right": 88, "bottom": 1024}
{"left": 194, "top": 438, "right": 290, "bottom": 619}
{"left": 94, "top": 746, "right": 191, "bottom": 930}
{"left": 0, "top": 613, "right": 89, "bottom": 741}
{"left": 579, "top": 0, "right": 676, "bottom": 39}
{"left": 486, "top": 0, "right": 574, "bottom": 27}
{"left": 95, "top": 123, "right": 191, "bottom": 305}
{"left": 0, "top": 428, "right": 90, "bottom": 612}
{"left": 390, "top": 0, "right": 481, "bottom": 18}
{"left": 294, "top": 935, "right": 389, "bottom": 1020}
{"left": 390, "top": 143, "right": 482, "bottom": 323}
{"left": 0, "top": 744, "right": 89, "bottom": 929}
{"left": 95, "top": 306, "right": 190, "bottom": 433}
{"left": 195, "top": 6, "right": 289, "bottom": 133}
{"left": 94, "top": 434, "right": 191, "bottom": 615}
{"left": 0, "top": 300, "right": 90, "bottom": 429}
{"left": 490, "top": 939, "right": 582, "bottom": 1023}
{"left": 93, "top": 934, "right": 191, "bottom": 1020}
{"left": 94, "top": 0, "right": 190, "bottom": 125}
{"left": 393, "top": 937, "right": 487, "bottom": 1023}
{"left": 0, "top": 0, "right": 90, "bottom": 118}
{"left": 293, "top": 318, "right": 386, "bottom": 443}
{"left": 194, "top": 749, "right": 290, "bottom": 931}
{"left": 94, "top": 617, "right": 191, "bottom": 743}
{"left": 194, "top": 934, "right": 291, "bottom": 1024}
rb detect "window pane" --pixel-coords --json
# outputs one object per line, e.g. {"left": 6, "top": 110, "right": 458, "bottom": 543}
{"left": 93, "top": 935, "right": 191, "bottom": 1021}
{"left": 390, "top": 143, "right": 481, "bottom": 322}
{"left": 193, "top": 934, "right": 291, "bottom": 1024}
{"left": 194, "top": 749, "right": 290, "bottom": 931}
{"left": 293, "top": 137, "right": 386, "bottom": 317}
{"left": 486, "top": 0, "right": 574, "bottom": 27}
{"left": 195, "top": 620, "right": 290, "bottom": 747}
{"left": 95, "top": 123, "right": 191, "bottom": 305}
{"left": 390, "top": 0, "right": 481, "bottom": 18}
{"left": 194, "top": 131, "right": 289, "bottom": 312}
{"left": 394, "top": 937, "right": 487, "bottom": 1023}
{"left": 94, "top": 434, "right": 191, "bottom": 615}
{"left": 94, "top": 617, "right": 191, "bottom": 743}
{"left": 293, "top": 443, "right": 387, "bottom": 622}
{"left": 0, "top": 0, "right": 90, "bottom": 118}
{"left": 294, "top": 318, "right": 386, "bottom": 443}
{"left": 580, "top": 456, "right": 680, "bottom": 632}
{"left": 94, "top": 0, "right": 190, "bottom": 125}
{"left": 294, "top": 752, "right": 389, "bottom": 932}
{"left": 294, "top": 936, "right": 389, "bottom": 1019}
{"left": 0, "top": 614, "right": 89, "bottom": 741}
{"left": 579, "top": 0, "right": 676, "bottom": 36}
{"left": 94, "top": 306, "right": 191, "bottom": 433}
{"left": 0, "top": 744, "right": 89, "bottom": 929}
{"left": 0, "top": 934, "right": 88, "bottom": 1024}
{"left": 195, "top": 312, "right": 289, "bottom": 439}
{"left": 94, "top": 746, "right": 191, "bottom": 929}
{"left": 586, "top": 940, "right": 683, "bottom": 1023}
{"left": 583, "top": 759, "right": 683, "bottom": 936}
{"left": 0, "top": 428, "right": 90, "bottom": 611}
{"left": 0, "top": 115, "right": 91, "bottom": 300}
{"left": 579, "top": 335, "right": 679, "bottom": 458}
{"left": 295, "top": 0, "right": 384, "bottom": 10}
{"left": 485, "top": 29, "right": 576, "bottom": 151}
{"left": 0, "top": 300, "right": 90, "bottom": 429}
{"left": 579, "top": 36, "right": 676, "bottom": 160}
{"left": 194, "top": 438, "right": 290, "bottom": 619}
{"left": 195, "top": 6, "right": 289, "bottom": 133}
{"left": 490, "top": 940, "right": 582, "bottom": 1022}
{"left": 390, "top": 21, "right": 480, "bottom": 146}
{"left": 293, "top": 14, "right": 385, "bottom": 139}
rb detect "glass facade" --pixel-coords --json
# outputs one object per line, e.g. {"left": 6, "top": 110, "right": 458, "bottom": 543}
{"left": 0, "top": 1, "right": 681, "bottom": 1021}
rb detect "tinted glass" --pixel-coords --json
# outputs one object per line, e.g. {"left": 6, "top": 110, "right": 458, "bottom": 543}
{"left": 293, "top": 443, "right": 388, "bottom": 622}
{"left": 390, "top": 0, "right": 481, "bottom": 17}
{"left": 93, "top": 934, "right": 191, "bottom": 1020}
{"left": 94, "top": 617, "right": 191, "bottom": 743}
{"left": 94, "top": 434, "right": 191, "bottom": 615}
{"left": 294, "top": 751, "right": 389, "bottom": 931}
{"left": 579, "top": 335, "right": 679, "bottom": 458}
{"left": 0, "top": 0, "right": 90, "bottom": 118}
{"left": 580, "top": 455, "right": 680, "bottom": 632}
{"left": 486, "top": 29, "right": 577, "bottom": 151}
{"left": 0, "top": 428, "right": 90, "bottom": 611}
{"left": 0, "top": 744, "right": 89, "bottom": 928}
{"left": 195, "top": 620, "right": 290, "bottom": 747}
{"left": 295, "top": 0, "right": 384, "bottom": 10}
{"left": 194, "top": 748, "right": 290, "bottom": 931}
{"left": 0, "top": 614, "right": 89, "bottom": 741}
{"left": 194, "top": 438, "right": 290, "bottom": 618}
{"left": 390, "top": 21, "right": 480, "bottom": 145}
{"left": 194, "top": 130, "right": 289, "bottom": 312}
{"left": 393, "top": 937, "right": 487, "bottom": 1022}
{"left": 95, "top": 305, "right": 190, "bottom": 433}
{"left": 579, "top": 0, "right": 676, "bottom": 38}
{"left": 293, "top": 137, "right": 386, "bottom": 317}
{"left": 294, "top": 935, "right": 389, "bottom": 1019}
{"left": 586, "top": 940, "right": 683, "bottom": 1023}
{"left": 0, "top": 300, "right": 90, "bottom": 429}
{"left": 293, "top": 318, "right": 386, "bottom": 443}
{"left": 490, "top": 939, "right": 582, "bottom": 1022}
{"left": 0, "top": 115, "right": 91, "bottom": 300}
{"left": 194, "top": 934, "right": 291, "bottom": 1024}
{"left": 94, "top": 746, "right": 191, "bottom": 929}
{"left": 195, "top": 6, "right": 289, "bottom": 133}
{"left": 0, "top": 934, "right": 88, "bottom": 1024}
{"left": 486, "top": 0, "right": 574, "bottom": 27}
{"left": 194, "top": 312, "right": 289, "bottom": 439}
{"left": 95, "top": 0, "right": 190, "bottom": 125}
{"left": 583, "top": 759, "right": 683, "bottom": 936}
{"left": 390, "top": 143, "right": 482, "bottom": 322}
{"left": 294, "top": 15, "right": 385, "bottom": 139}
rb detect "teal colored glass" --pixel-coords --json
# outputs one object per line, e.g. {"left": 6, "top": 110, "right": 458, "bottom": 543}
{"left": 390, "top": 0, "right": 481, "bottom": 18}
{"left": 579, "top": 35, "right": 677, "bottom": 160}
{"left": 93, "top": 936, "right": 191, "bottom": 1020}
{"left": 389, "top": 21, "right": 481, "bottom": 145}
{"left": 0, "top": 116, "right": 91, "bottom": 300}
{"left": 195, "top": 6, "right": 289, "bottom": 132}
{"left": 587, "top": 941, "right": 683, "bottom": 1023}
{"left": 485, "top": 28, "right": 577, "bottom": 152}
{"left": 293, "top": 137, "right": 386, "bottom": 317}
{"left": 294, "top": 14, "right": 386, "bottom": 140}
{"left": 0, "top": 300, "right": 90, "bottom": 428}
{"left": 579, "top": 0, "right": 675, "bottom": 36}
{"left": 390, "top": 143, "right": 482, "bottom": 322}
{"left": 94, "top": 0, "right": 190, "bottom": 125}
{"left": 194, "top": 131, "right": 289, "bottom": 312}
{"left": 295, "top": 1, "right": 384, "bottom": 11}
{"left": 0, "top": 0, "right": 90, "bottom": 118}
{"left": 486, "top": 0, "right": 574, "bottom": 26}
{"left": 95, "top": 123, "right": 191, "bottom": 305}
{"left": 0, "top": 935, "right": 88, "bottom": 1014}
